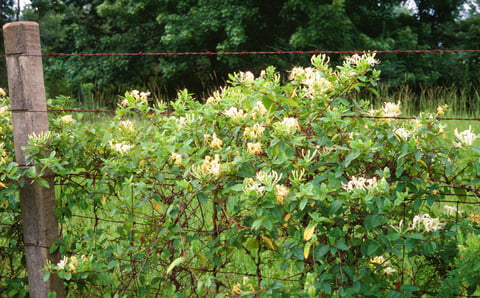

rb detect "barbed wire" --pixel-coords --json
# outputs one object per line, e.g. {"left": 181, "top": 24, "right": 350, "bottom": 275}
{"left": 5, "top": 108, "right": 480, "bottom": 121}
{"left": 1, "top": 49, "right": 480, "bottom": 58}
{"left": 44, "top": 109, "right": 480, "bottom": 122}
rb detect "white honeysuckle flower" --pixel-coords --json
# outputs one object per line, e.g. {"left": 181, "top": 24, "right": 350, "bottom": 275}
{"left": 244, "top": 123, "right": 265, "bottom": 139}
{"left": 411, "top": 213, "right": 445, "bottom": 232}
{"left": 444, "top": 205, "right": 461, "bottom": 217}
{"left": 57, "top": 256, "right": 68, "bottom": 270}
{"left": 60, "top": 115, "right": 73, "bottom": 123}
{"left": 274, "top": 117, "right": 299, "bottom": 135}
{"left": 170, "top": 152, "right": 182, "bottom": 165}
{"left": 370, "top": 256, "right": 385, "bottom": 265}
{"left": 318, "top": 146, "right": 335, "bottom": 157}
{"left": 291, "top": 169, "right": 306, "bottom": 183}
{"left": 282, "top": 117, "right": 299, "bottom": 132}
{"left": 247, "top": 142, "right": 262, "bottom": 155}
{"left": 120, "top": 97, "right": 129, "bottom": 107}
{"left": 390, "top": 220, "right": 407, "bottom": 234}
{"left": 289, "top": 66, "right": 306, "bottom": 81}
{"left": 256, "top": 170, "right": 282, "bottom": 186}
{"left": 367, "top": 108, "right": 379, "bottom": 116}
{"left": 365, "top": 55, "right": 380, "bottom": 66}
{"left": 205, "top": 96, "right": 217, "bottom": 104}
{"left": 191, "top": 155, "right": 222, "bottom": 180}
{"left": 242, "top": 178, "right": 265, "bottom": 195}
{"left": 209, "top": 133, "right": 223, "bottom": 150}
{"left": 275, "top": 184, "right": 289, "bottom": 205}
{"left": 119, "top": 120, "right": 134, "bottom": 132}
{"left": 206, "top": 89, "right": 223, "bottom": 104}
{"left": 28, "top": 131, "right": 52, "bottom": 145}
{"left": 382, "top": 101, "right": 402, "bottom": 117}
{"left": 139, "top": 91, "right": 150, "bottom": 100}
{"left": 129, "top": 90, "right": 150, "bottom": 102}
{"left": 438, "top": 124, "right": 447, "bottom": 133}
{"left": 238, "top": 71, "right": 254, "bottom": 82}
{"left": 342, "top": 176, "right": 377, "bottom": 192}
{"left": 437, "top": 105, "right": 447, "bottom": 116}
{"left": 394, "top": 127, "right": 411, "bottom": 141}
{"left": 301, "top": 148, "right": 318, "bottom": 163}
{"left": 424, "top": 217, "right": 445, "bottom": 232}
{"left": 454, "top": 126, "right": 478, "bottom": 147}
{"left": 223, "top": 107, "right": 245, "bottom": 120}
{"left": 109, "top": 140, "right": 132, "bottom": 155}
{"left": 251, "top": 101, "right": 267, "bottom": 119}
{"left": 344, "top": 53, "right": 379, "bottom": 66}
{"left": 383, "top": 266, "right": 396, "bottom": 275}
{"left": 344, "top": 54, "right": 362, "bottom": 65}
{"left": 370, "top": 255, "right": 396, "bottom": 275}
{"left": 176, "top": 116, "right": 187, "bottom": 130}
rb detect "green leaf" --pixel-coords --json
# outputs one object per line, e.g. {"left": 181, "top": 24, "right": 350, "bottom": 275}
{"left": 43, "top": 271, "right": 51, "bottom": 282}
{"left": 230, "top": 183, "right": 244, "bottom": 192}
{"left": 364, "top": 214, "right": 386, "bottom": 231}
{"left": 413, "top": 197, "right": 423, "bottom": 210}
{"left": 155, "top": 172, "right": 164, "bottom": 182}
{"left": 251, "top": 219, "right": 263, "bottom": 230}
{"left": 329, "top": 200, "right": 343, "bottom": 215}
{"left": 335, "top": 241, "right": 348, "bottom": 250}
{"left": 246, "top": 238, "right": 259, "bottom": 251}
{"left": 472, "top": 146, "right": 480, "bottom": 153}
{"left": 37, "top": 178, "right": 50, "bottom": 188}
{"left": 304, "top": 242, "right": 312, "bottom": 259}
{"left": 197, "top": 192, "right": 207, "bottom": 204}
{"left": 26, "top": 166, "right": 37, "bottom": 178}
{"left": 237, "top": 162, "right": 256, "bottom": 178}
{"left": 314, "top": 245, "right": 330, "bottom": 260}
{"left": 344, "top": 151, "right": 361, "bottom": 168}
{"left": 299, "top": 197, "right": 309, "bottom": 210}
{"left": 262, "top": 94, "right": 275, "bottom": 110}
{"left": 367, "top": 242, "right": 379, "bottom": 256}
{"left": 283, "top": 96, "right": 300, "bottom": 108}
{"left": 167, "top": 257, "right": 185, "bottom": 275}
{"left": 320, "top": 282, "right": 332, "bottom": 294}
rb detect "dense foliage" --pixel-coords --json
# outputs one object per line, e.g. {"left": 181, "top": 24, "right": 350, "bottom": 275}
{"left": 0, "top": 0, "right": 17, "bottom": 87}
{"left": 14, "top": 0, "right": 480, "bottom": 103}
{"left": 1, "top": 54, "right": 480, "bottom": 296}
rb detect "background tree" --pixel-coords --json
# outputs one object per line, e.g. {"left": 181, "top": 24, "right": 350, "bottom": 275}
{"left": 15, "top": 0, "right": 480, "bottom": 104}
{"left": 0, "top": 0, "right": 16, "bottom": 87}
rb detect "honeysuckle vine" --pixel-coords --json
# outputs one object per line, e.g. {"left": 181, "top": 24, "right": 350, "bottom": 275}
{"left": 1, "top": 54, "right": 480, "bottom": 296}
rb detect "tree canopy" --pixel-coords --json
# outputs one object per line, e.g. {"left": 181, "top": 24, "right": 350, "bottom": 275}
{"left": 10, "top": 0, "right": 480, "bottom": 102}
{"left": 0, "top": 0, "right": 17, "bottom": 87}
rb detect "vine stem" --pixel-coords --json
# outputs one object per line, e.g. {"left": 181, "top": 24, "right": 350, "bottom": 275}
{"left": 215, "top": 194, "right": 251, "bottom": 229}
{"left": 177, "top": 201, "right": 200, "bottom": 282}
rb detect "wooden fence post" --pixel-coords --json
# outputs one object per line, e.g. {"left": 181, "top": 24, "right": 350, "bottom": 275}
{"left": 3, "top": 21, "right": 65, "bottom": 297}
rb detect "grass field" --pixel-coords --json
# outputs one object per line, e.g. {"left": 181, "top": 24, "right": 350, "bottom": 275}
{"left": 364, "top": 85, "right": 480, "bottom": 139}
{"left": 75, "top": 84, "right": 480, "bottom": 140}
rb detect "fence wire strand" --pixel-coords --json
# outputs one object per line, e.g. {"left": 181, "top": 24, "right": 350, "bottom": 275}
{"left": 1, "top": 49, "right": 480, "bottom": 58}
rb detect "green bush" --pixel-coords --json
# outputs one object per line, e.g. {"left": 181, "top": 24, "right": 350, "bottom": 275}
{"left": 2, "top": 54, "right": 480, "bottom": 296}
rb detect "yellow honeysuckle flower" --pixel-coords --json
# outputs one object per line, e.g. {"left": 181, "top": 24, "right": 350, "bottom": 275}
{"left": 247, "top": 142, "right": 262, "bottom": 155}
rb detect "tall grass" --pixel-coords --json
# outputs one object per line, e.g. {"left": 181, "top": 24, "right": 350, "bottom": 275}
{"left": 69, "top": 83, "right": 480, "bottom": 139}
{"left": 367, "top": 84, "right": 480, "bottom": 117}
{"left": 365, "top": 84, "right": 480, "bottom": 138}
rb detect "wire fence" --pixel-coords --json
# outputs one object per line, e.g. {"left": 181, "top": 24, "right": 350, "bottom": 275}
{"left": 2, "top": 48, "right": 480, "bottom": 58}
{"left": 2, "top": 46, "right": 480, "bottom": 296}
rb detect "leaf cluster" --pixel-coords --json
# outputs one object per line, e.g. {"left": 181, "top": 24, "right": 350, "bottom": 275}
{"left": 2, "top": 54, "right": 480, "bottom": 296}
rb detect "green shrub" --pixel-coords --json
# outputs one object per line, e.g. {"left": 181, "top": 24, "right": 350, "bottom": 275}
{"left": 2, "top": 54, "right": 480, "bottom": 296}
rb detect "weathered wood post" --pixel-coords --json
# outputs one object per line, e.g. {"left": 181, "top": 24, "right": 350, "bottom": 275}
{"left": 3, "top": 21, "right": 65, "bottom": 297}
